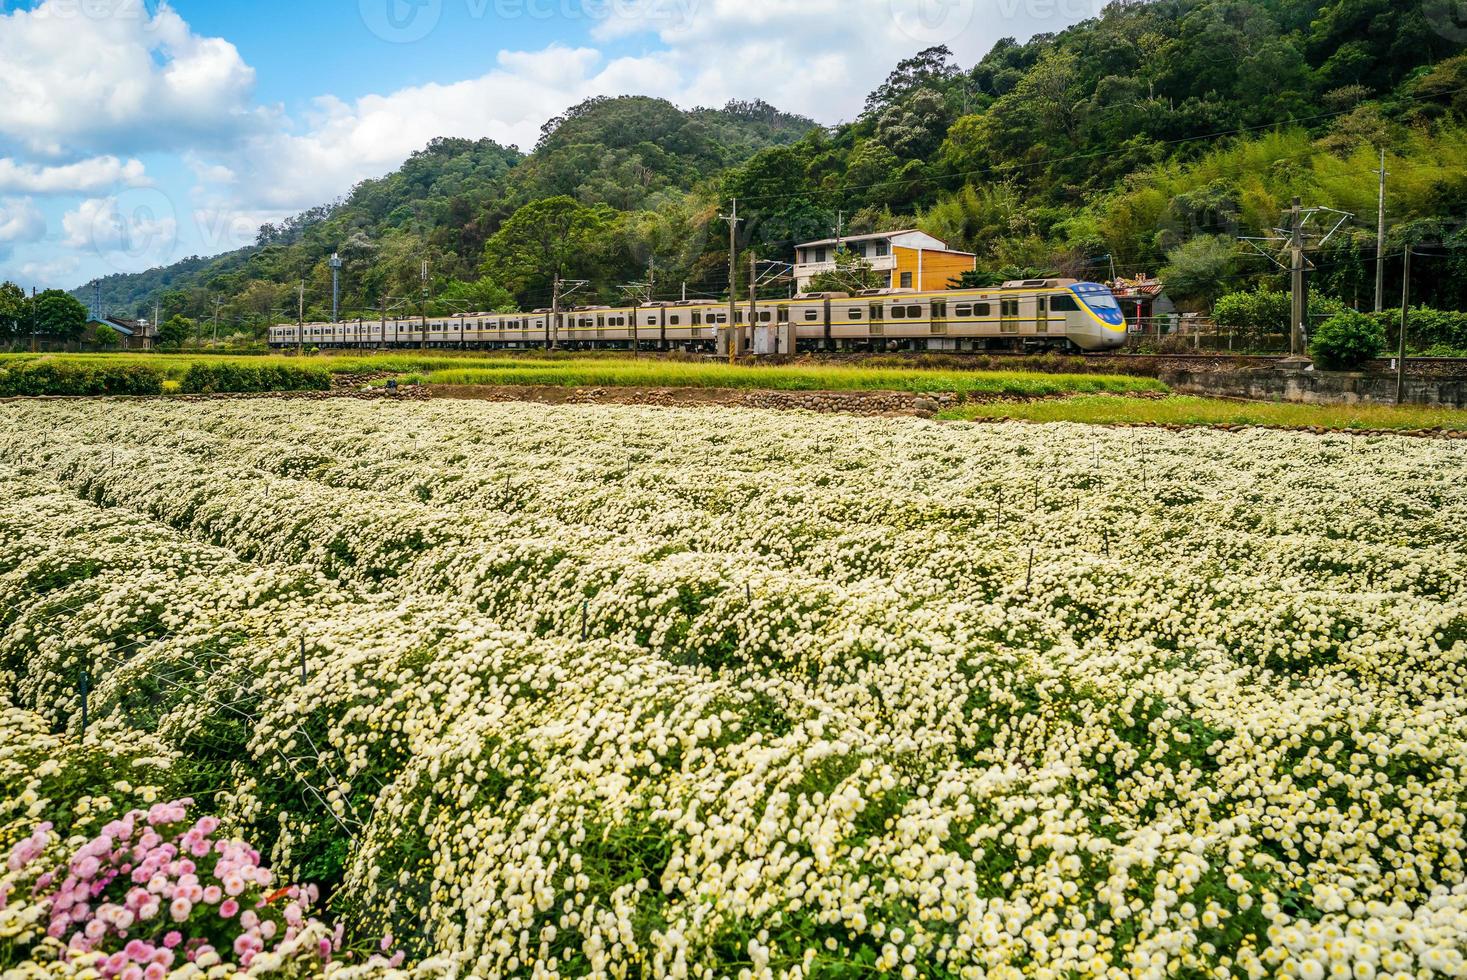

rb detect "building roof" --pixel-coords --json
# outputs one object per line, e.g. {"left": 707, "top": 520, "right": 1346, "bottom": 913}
{"left": 797, "top": 229, "right": 935, "bottom": 249}
{"left": 1108, "top": 275, "right": 1165, "bottom": 300}
{"left": 795, "top": 229, "right": 976, "bottom": 257}
{"left": 89, "top": 317, "right": 136, "bottom": 336}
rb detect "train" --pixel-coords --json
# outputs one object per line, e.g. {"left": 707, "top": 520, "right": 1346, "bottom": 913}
{"left": 268, "top": 278, "right": 1129, "bottom": 353}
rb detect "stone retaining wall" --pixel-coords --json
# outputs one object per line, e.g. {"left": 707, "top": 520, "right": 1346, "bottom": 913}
{"left": 1159, "top": 366, "right": 1467, "bottom": 408}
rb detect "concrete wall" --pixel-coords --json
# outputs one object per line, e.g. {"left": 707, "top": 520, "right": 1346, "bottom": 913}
{"left": 1161, "top": 366, "right": 1467, "bottom": 408}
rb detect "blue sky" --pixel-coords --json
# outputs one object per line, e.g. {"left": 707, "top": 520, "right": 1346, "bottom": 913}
{"left": 0, "top": 0, "right": 1098, "bottom": 295}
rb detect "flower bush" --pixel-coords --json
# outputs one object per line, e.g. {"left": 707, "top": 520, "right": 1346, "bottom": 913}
{"left": 1, "top": 398, "right": 1466, "bottom": 977}
{"left": 2, "top": 795, "right": 353, "bottom": 977}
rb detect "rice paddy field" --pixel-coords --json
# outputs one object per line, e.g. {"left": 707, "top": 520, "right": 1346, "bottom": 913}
{"left": 3, "top": 396, "right": 1467, "bottom": 978}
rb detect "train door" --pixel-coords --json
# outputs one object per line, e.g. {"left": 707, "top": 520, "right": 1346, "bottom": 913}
{"left": 1000, "top": 298, "right": 1021, "bottom": 339}
{"left": 1035, "top": 296, "right": 1048, "bottom": 335}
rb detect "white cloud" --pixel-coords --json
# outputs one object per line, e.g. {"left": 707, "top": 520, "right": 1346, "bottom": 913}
{"left": 0, "top": 0, "right": 259, "bottom": 156}
{"left": 0, "top": 198, "right": 46, "bottom": 245}
{"left": 17, "top": 256, "right": 79, "bottom": 284}
{"left": 0, "top": 156, "right": 149, "bottom": 195}
{"left": 211, "top": 45, "right": 680, "bottom": 214}
{"left": 62, "top": 196, "right": 178, "bottom": 260}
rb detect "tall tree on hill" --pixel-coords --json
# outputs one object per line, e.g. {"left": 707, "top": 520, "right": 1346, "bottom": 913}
{"left": 482, "top": 196, "right": 610, "bottom": 305}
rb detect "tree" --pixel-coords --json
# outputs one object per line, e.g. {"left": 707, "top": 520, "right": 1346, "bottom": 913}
{"left": 865, "top": 46, "right": 960, "bottom": 116}
{"left": 92, "top": 324, "right": 122, "bottom": 348}
{"left": 481, "top": 196, "right": 609, "bottom": 302}
{"left": 1159, "top": 236, "right": 1238, "bottom": 310}
{"left": 158, "top": 315, "right": 194, "bottom": 349}
{"left": 875, "top": 88, "right": 955, "bottom": 160}
{"left": 807, "top": 248, "right": 887, "bottom": 294}
{"left": 432, "top": 276, "right": 517, "bottom": 315}
{"left": 1309, "top": 310, "right": 1385, "bottom": 369}
{"left": 0, "top": 281, "right": 25, "bottom": 340}
{"left": 32, "top": 290, "right": 88, "bottom": 342}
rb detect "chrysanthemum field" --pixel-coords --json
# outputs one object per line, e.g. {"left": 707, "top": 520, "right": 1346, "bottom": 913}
{"left": 2, "top": 399, "right": 1466, "bottom": 979}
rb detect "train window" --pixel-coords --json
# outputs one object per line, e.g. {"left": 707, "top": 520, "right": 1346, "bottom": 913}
{"left": 891, "top": 306, "right": 907, "bottom": 319}
{"left": 804, "top": 309, "right": 818, "bottom": 321}
{"left": 1001, "top": 300, "right": 1019, "bottom": 317}
{"left": 905, "top": 305, "right": 921, "bottom": 318}
{"left": 931, "top": 301, "right": 946, "bottom": 318}
{"left": 692, "top": 311, "right": 702, "bottom": 325}
{"left": 1051, "top": 295, "right": 1080, "bottom": 311}
{"left": 758, "top": 311, "right": 772, "bottom": 323}
{"left": 975, "top": 303, "right": 991, "bottom": 317}
{"left": 869, "top": 303, "right": 884, "bottom": 320}
{"left": 735, "top": 311, "right": 744, "bottom": 324}
{"left": 597, "top": 315, "right": 605, "bottom": 327}
{"left": 848, "top": 308, "right": 863, "bottom": 320}
{"left": 777, "top": 307, "right": 789, "bottom": 323}
{"left": 955, "top": 304, "right": 972, "bottom": 317}
{"left": 647, "top": 316, "right": 657, "bottom": 326}
{"left": 670, "top": 315, "right": 680, "bottom": 325}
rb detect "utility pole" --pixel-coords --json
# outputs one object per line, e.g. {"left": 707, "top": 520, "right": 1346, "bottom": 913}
{"left": 29, "top": 286, "right": 37, "bottom": 353}
{"left": 152, "top": 300, "right": 160, "bottom": 351}
{"left": 1241, "top": 201, "right": 1351, "bottom": 361}
{"left": 749, "top": 252, "right": 758, "bottom": 355}
{"left": 329, "top": 252, "right": 343, "bottom": 324}
{"left": 834, "top": 211, "right": 844, "bottom": 253}
{"left": 297, "top": 280, "right": 305, "bottom": 354}
{"left": 681, "top": 281, "right": 687, "bottom": 303}
{"left": 720, "top": 199, "right": 742, "bottom": 364}
{"left": 549, "top": 273, "right": 561, "bottom": 351}
{"left": 1397, "top": 247, "right": 1410, "bottom": 404}
{"left": 647, "top": 256, "right": 656, "bottom": 304}
{"left": 419, "top": 259, "right": 429, "bottom": 351}
{"left": 1374, "top": 148, "right": 1389, "bottom": 313}
{"left": 1289, "top": 196, "right": 1306, "bottom": 357}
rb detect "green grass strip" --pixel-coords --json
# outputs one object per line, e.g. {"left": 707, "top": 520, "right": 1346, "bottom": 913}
{"left": 939, "top": 394, "right": 1467, "bottom": 431}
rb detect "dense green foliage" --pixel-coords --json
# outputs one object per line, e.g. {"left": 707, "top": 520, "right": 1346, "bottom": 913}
{"left": 178, "top": 361, "right": 331, "bottom": 394}
{"left": 60, "top": 0, "right": 1467, "bottom": 338}
{"left": 1310, "top": 310, "right": 1387, "bottom": 368}
{"left": 0, "top": 359, "right": 164, "bottom": 396}
{"left": 1375, "top": 306, "right": 1467, "bottom": 353}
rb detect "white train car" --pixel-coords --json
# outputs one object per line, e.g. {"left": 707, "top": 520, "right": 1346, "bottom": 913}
{"left": 268, "top": 279, "right": 1128, "bottom": 353}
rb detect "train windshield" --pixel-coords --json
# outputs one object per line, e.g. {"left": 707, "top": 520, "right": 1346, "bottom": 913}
{"left": 1071, "top": 284, "right": 1125, "bottom": 326}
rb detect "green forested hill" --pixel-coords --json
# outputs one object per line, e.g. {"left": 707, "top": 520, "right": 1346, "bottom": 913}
{"left": 63, "top": 0, "right": 1467, "bottom": 338}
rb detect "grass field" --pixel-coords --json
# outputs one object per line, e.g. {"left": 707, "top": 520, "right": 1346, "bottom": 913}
{"left": 421, "top": 360, "right": 1165, "bottom": 396}
{"left": 941, "top": 393, "right": 1467, "bottom": 430}
{"left": 0, "top": 351, "right": 1167, "bottom": 398}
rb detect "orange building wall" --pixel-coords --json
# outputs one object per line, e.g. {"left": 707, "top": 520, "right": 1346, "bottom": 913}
{"left": 891, "top": 247, "right": 978, "bottom": 291}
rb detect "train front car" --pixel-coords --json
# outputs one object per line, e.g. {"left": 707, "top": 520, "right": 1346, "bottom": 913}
{"left": 1063, "top": 282, "right": 1128, "bottom": 351}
